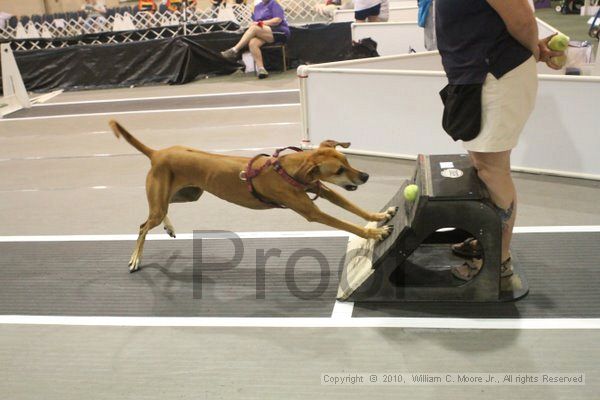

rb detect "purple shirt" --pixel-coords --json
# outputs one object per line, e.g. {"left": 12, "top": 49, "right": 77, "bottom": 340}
{"left": 252, "top": 0, "right": 290, "bottom": 37}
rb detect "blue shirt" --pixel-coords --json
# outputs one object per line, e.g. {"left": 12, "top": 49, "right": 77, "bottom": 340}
{"left": 435, "top": 0, "right": 532, "bottom": 84}
{"left": 253, "top": 0, "right": 290, "bottom": 37}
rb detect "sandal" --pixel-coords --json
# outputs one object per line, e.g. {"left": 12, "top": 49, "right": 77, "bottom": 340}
{"left": 452, "top": 237, "right": 482, "bottom": 259}
{"left": 452, "top": 258, "right": 513, "bottom": 282}
{"left": 500, "top": 257, "right": 514, "bottom": 278}
{"left": 451, "top": 259, "right": 482, "bottom": 281}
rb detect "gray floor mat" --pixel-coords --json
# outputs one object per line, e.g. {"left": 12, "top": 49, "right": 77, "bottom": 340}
{"left": 0, "top": 236, "right": 346, "bottom": 317}
{"left": 353, "top": 232, "right": 600, "bottom": 318}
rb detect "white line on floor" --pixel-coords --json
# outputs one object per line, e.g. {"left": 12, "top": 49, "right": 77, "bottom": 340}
{"left": 0, "top": 103, "right": 300, "bottom": 122}
{"left": 1, "top": 227, "right": 599, "bottom": 330}
{"left": 0, "top": 315, "right": 598, "bottom": 330}
{"left": 331, "top": 301, "right": 355, "bottom": 319}
{"left": 0, "top": 146, "right": 288, "bottom": 164}
{"left": 0, "top": 231, "right": 349, "bottom": 242}
{"left": 0, "top": 226, "right": 598, "bottom": 243}
{"left": 0, "top": 123, "right": 297, "bottom": 141}
{"left": 513, "top": 225, "right": 600, "bottom": 233}
{"left": 34, "top": 89, "right": 300, "bottom": 107}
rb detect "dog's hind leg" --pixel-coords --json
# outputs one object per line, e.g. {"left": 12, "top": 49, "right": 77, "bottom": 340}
{"left": 129, "top": 169, "right": 171, "bottom": 272}
{"left": 129, "top": 212, "right": 165, "bottom": 272}
{"left": 163, "top": 215, "right": 176, "bottom": 238}
{"left": 160, "top": 186, "right": 204, "bottom": 239}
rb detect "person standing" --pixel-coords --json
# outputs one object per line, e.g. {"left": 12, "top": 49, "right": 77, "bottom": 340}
{"left": 435, "top": 0, "right": 564, "bottom": 281}
{"left": 418, "top": 0, "right": 436, "bottom": 50}
{"left": 354, "top": 0, "right": 382, "bottom": 22}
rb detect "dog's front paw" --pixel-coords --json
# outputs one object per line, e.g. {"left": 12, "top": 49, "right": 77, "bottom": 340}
{"left": 129, "top": 255, "right": 141, "bottom": 273}
{"left": 370, "top": 207, "right": 399, "bottom": 222}
{"left": 365, "top": 225, "right": 394, "bottom": 241}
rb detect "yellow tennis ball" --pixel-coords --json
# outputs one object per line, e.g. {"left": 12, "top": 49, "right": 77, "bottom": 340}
{"left": 548, "top": 33, "right": 569, "bottom": 52}
{"left": 403, "top": 184, "right": 419, "bottom": 202}
{"left": 551, "top": 53, "right": 568, "bottom": 68}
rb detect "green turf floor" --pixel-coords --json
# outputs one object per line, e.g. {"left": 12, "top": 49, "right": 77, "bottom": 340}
{"left": 536, "top": 1, "right": 599, "bottom": 53}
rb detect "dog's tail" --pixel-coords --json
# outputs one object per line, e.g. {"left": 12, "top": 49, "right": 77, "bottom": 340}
{"left": 109, "top": 120, "right": 154, "bottom": 158}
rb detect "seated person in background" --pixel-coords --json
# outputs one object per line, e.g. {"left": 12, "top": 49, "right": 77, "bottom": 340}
{"left": 165, "top": 0, "right": 183, "bottom": 12}
{"left": 165, "top": 0, "right": 196, "bottom": 12}
{"left": 81, "top": 0, "right": 107, "bottom": 30}
{"left": 138, "top": 0, "right": 157, "bottom": 12}
{"left": 208, "top": 0, "right": 246, "bottom": 18}
{"left": 315, "top": 0, "right": 354, "bottom": 19}
{"left": 354, "top": 0, "right": 382, "bottom": 22}
{"left": 221, "top": 0, "right": 290, "bottom": 79}
{"left": 0, "top": 12, "right": 12, "bottom": 30}
{"left": 81, "top": 0, "right": 106, "bottom": 16}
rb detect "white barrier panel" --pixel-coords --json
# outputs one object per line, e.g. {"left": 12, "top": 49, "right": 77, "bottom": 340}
{"left": 595, "top": 45, "right": 600, "bottom": 75}
{"left": 0, "top": 43, "right": 31, "bottom": 118}
{"left": 350, "top": 18, "right": 560, "bottom": 58}
{"left": 299, "top": 52, "right": 600, "bottom": 180}
{"left": 351, "top": 22, "right": 425, "bottom": 55}
{"left": 310, "top": 48, "right": 559, "bottom": 74}
{"left": 333, "top": 6, "right": 418, "bottom": 23}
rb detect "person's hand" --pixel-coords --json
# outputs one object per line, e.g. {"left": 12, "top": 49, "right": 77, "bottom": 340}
{"left": 538, "top": 34, "right": 565, "bottom": 70}
{"left": 532, "top": 45, "right": 541, "bottom": 62}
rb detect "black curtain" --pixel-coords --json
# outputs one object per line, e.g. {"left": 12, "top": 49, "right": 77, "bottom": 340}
{"left": 1, "top": 23, "right": 353, "bottom": 93}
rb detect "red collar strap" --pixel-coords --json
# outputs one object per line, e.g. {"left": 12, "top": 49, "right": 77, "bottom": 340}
{"left": 240, "top": 146, "right": 321, "bottom": 208}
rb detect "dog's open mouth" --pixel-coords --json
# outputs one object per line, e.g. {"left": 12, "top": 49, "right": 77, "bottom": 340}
{"left": 344, "top": 185, "right": 358, "bottom": 191}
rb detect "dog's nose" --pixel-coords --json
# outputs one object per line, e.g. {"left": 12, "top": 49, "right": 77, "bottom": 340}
{"left": 359, "top": 172, "right": 369, "bottom": 183}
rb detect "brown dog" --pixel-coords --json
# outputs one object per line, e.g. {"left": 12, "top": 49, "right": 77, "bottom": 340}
{"left": 109, "top": 120, "right": 395, "bottom": 272}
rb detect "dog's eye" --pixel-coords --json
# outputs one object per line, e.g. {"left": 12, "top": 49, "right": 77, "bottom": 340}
{"left": 336, "top": 167, "right": 345, "bottom": 175}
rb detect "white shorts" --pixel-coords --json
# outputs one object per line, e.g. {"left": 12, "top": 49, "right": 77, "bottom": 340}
{"left": 463, "top": 56, "right": 538, "bottom": 153}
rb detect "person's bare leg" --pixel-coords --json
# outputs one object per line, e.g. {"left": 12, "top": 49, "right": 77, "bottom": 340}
{"left": 249, "top": 38, "right": 266, "bottom": 69}
{"left": 367, "top": 15, "right": 380, "bottom": 22}
{"left": 469, "top": 150, "right": 515, "bottom": 262}
{"left": 233, "top": 25, "right": 261, "bottom": 52}
{"left": 253, "top": 25, "right": 275, "bottom": 43}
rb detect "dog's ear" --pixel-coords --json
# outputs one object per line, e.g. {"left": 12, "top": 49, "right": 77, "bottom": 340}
{"left": 319, "top": 140, "right": 351, "bottom": 149}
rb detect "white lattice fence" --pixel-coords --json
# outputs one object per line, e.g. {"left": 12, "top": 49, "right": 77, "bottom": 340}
{"left": 0, "top": 0, "right": 323, "bottom": 42}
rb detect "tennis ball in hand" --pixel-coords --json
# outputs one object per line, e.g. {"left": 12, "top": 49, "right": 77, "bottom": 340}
{"left": 548, "top": 33, "right": 569, "bottom": 69}
{"left": 403, "top": 184, "right": 419, "bottom": 202}
{"left": 552, "top": 53, "right": 568, "bottom": 68}
{"left": 548, "top": 33, "right": 569, "bottom": 51}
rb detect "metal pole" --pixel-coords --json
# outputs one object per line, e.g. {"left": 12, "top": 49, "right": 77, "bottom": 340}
{"left": 183, "top": 0, "right": 188, "bottom": 36}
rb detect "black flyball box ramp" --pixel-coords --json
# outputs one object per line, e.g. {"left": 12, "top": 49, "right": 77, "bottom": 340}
{"left": 337, "top": 154, "right": 529, "bottom": 302}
